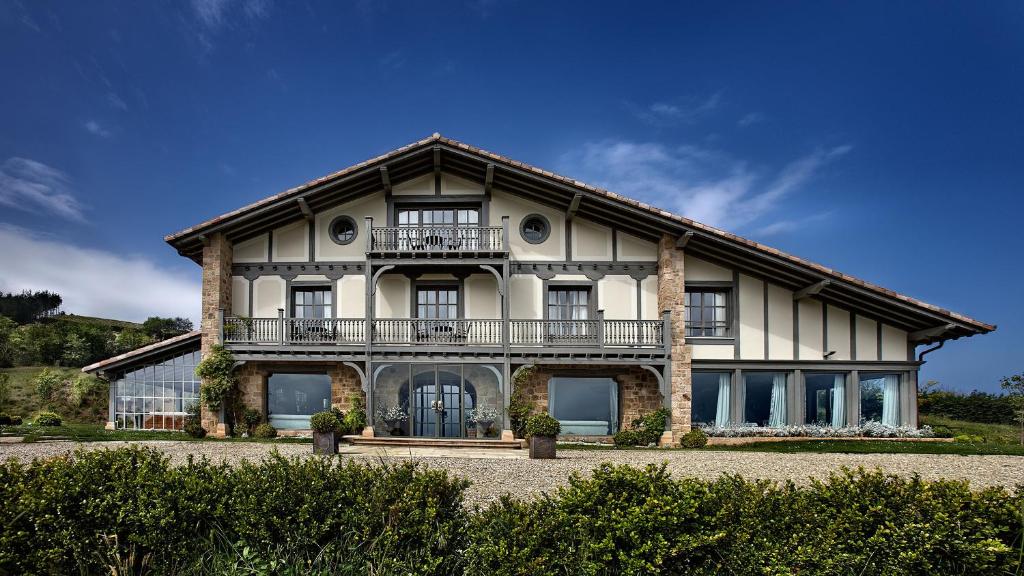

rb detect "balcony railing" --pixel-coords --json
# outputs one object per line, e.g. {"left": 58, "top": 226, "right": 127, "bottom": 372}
{"left": 368, "top": 225, "right": 505, "bottom": 253}
{"left": 222, "top": 316, "right": 665, "bottom": 349}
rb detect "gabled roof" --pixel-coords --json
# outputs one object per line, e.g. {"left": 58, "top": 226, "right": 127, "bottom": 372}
{"left": 82, "top": 331, "right": 201, "bottom": 375}
{"left": 165, "top": 134, "right": 994, "bottom": 342}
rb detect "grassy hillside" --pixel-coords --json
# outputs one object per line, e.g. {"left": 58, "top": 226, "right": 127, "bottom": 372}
{"left": 0, "top": 366, "right": 106, "bottom": 424}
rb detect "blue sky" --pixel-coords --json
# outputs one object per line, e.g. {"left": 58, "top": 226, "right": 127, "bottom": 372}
{"left": 0, "top": 1, "right": 1021, "bottom": 392}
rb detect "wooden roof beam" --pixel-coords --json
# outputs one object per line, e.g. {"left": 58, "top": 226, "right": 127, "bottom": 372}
{"left": 566, "top": 192, "right": 582, "bottom": 221}
{"left": 380, "top": 166, "right": 392, "bottom": 195}
{"left": 675, "top": 231, "right": 694, "bottom": 248}
{"left": 909, "top": 323, "right": 956, "bottom": 342}
{"left": 794, "top": 279, "right": 831, "bottom": 300}
{"left": 296, "top": 197, "right": 314, "bottom": 222}
{"left": 484, "top": 163, "right": 494, "bottom": 195}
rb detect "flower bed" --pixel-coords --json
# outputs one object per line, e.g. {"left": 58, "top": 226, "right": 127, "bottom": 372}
{"left": 699, "top": 422, "right": 935, "bottom": 438}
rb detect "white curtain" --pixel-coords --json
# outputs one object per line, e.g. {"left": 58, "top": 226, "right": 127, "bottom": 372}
{"left": 715, "top": 372, "right": 731, "bottom": 427}
{"left": 882, "top": 374, "right": 900, "bottom": 426}
{"left": 831, "top": 374, "right": 846, "bottom": 428}
{"left": 767, "top": 373, "right": 787, "bottom": 427}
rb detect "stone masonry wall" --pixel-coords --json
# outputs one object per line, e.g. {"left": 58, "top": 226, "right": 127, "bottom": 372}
{"left": 200, "top": 232, "right": 232, "bottom": 435}
{"left": 514, "top": 364, "right": 662, "bottom": 436}
{"left": 235, "top": 362, "right": 365, "bottom": 427}
{"left": 658, "top": 234, "right": 691, "bottom": 439}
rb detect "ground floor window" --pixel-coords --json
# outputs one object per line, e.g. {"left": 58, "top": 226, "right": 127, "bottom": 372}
{"left": 804, "top": 373, "right": 846, "bottom": 427}
{"left": 859, "top": 373, "right": 901, "bottom": 426}
{"left": 267, "top": 373, "right": 331, "bottom": 429}
{"left": 113, "top": 349, "right": 200, "bottom": 430}
{"left": 372, "top": 363, "right": 503, "bottom": 439}
{"left": 548, "top": 377, "right": 618, "bottom": 435}
{"left": 743, "top": 372, "right": 788, "bottom": 427}
{"left": 692, "top": 371, "right": 731, "bottom": 427}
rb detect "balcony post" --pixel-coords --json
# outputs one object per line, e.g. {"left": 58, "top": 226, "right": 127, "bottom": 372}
{"left": 277, "top": 308, "right": 285, "bottom": 345}
{"left": 596, "top": 309, "right": 605, "bottom": 349}
{"left": 501, "top": 215, "right": 510, "bottom": 252}
{"left": 364, "top": 216, "right": 373, "bottom": 252}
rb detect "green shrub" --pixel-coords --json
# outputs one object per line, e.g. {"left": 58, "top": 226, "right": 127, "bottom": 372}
{"left": 508, "top": 367, "right": 536, "bottom": 438}
{"left": 310, "top": 410, "right": 341, "bottom": 433}
{"left": 10, "top": 415, "right": 21, "bottom": 425}
{"left": 680, "top": 428, "right": 708, "bottom": 448}
{"left": 525, "top": 413, "right": 560, "bottom": 438}
{"left": 0, "top": 413, "right": 10, "bottom": 425}
{"left": 0, "top": 446, "right": 470, "bottom": 574}
{"left": 69, "top": 373, "right": 106, "bottom": 406}
{"left": 614, "top": 408, "right": 669, "bottom": 447}
{"left": 34, "top": 368, "right": 65, "bottom": 403}
{"left": 183, "top": 402, "right": 205, "bottom": 438}
{"left": 195, "top": 345, "right": 237, "bottom": 410}
{"left": 955, "top": 434, "right": 985, "bottom": 444}
{"left": 33, "top": 411, "right": 61, "bottom": 426}
{"left": 340, "top": 393, "right": 367, "bottom": 434}
{"left": 931, "top": 424, "right": 955, "bottom": 438}
{"left": 919, "top": 389, "right": 1017, "bottom": 424}
{"left": 612, "top": 429, "right": 643, "bottom": 446}
{"left": 252, "top": 423, "right": 277, "bottom": 439}
{"left": 466, "top": 464, "right": 1024, "bottom": 575}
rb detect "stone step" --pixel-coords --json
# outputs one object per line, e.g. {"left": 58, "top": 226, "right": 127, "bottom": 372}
{"left": 344, "top": 435, "right": 525, "bottom": 449}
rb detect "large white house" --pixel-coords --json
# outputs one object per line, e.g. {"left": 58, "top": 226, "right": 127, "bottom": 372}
{"left": 84, "top": 134, "right": 994, "bottom": 443}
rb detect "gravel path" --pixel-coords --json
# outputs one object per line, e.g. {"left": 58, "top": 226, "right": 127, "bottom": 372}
{"left": 2, "top": 441, "right": 1021, "bottom": 507}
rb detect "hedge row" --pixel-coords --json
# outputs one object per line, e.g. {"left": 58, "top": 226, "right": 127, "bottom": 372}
{"left": 0, "top": 447, "right": 1021, "bottom": 575}
{"left": 918, "top": 390, "right": 1018, "bottom": 424}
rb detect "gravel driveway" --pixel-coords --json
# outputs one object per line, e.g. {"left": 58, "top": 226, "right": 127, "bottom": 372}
{"left": 2, "top": 440, "right": 1021, "bottom": 507}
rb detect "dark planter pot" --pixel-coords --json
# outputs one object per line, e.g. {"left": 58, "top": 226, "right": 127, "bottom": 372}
{"left": 313, "top": 431, "right": 337, "bottom": 455}
{"left": 529, "top": 435, "right": 556, "bottom": 459}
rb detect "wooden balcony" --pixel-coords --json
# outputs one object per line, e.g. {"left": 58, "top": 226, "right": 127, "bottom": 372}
{"left": 222, "top": 316, "right": 667, "bottom": 351}
{"left": 365, "top": 218, "right": 509, "bottom": 259}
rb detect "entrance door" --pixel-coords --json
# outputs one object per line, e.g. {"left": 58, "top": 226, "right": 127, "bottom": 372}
{"left": 411, "top": 364, "right": 466, "bottom": 438}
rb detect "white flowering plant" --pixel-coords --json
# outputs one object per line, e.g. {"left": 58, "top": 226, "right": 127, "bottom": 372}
{"left": 375, "top": 404, "right": 408, "bottom": 423}
{"left": 697, "top": 422, "right": 934, "bottom": 438}
{"left": 466, "top": 407, "right": 501, "bottom": 424}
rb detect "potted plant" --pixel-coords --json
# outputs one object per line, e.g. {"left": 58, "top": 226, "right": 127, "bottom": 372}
{"left": 466, "top": 406, "right": 500, "bottom": 439}
{"left": 374, "top": 404, "right": 408, "bottom": 436}
{"left": 525, "top": 412, "right": 560, "bottom": 459}
{"left": 310, "top": 410, "right": 341, "bottom": 454}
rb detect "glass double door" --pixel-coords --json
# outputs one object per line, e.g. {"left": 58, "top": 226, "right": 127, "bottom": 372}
{"left": 412, "top": 365, "right": 472, "bottom": 437}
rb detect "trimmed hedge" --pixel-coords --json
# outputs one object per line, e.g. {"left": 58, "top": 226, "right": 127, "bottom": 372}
{"left": 919, "top": 390, "right": 1017, "bottom": 424}
{"left": 0, "top": 448, "right": 1021, "bottom": 575}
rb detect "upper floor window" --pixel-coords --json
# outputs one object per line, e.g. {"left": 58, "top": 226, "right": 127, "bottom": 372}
{"left": 397, "top": 207, "right": 480, "bottom": 228}
{"left": 684, "top": 289, "right": 730, "bottom": 337}
{"left": 329, "top": 216, "right": 357, "bottom": 245}
{"left": 520, "top": 213, "right": 550, "bottom": 244}
{"left": 416, "top": 285, "right": 459, "bottom": 319}
{"left": 292, "top": 286, "right": 332, "bottom": 319}
{"left": 547, "top": 286, "right": 592, "bottom": 321}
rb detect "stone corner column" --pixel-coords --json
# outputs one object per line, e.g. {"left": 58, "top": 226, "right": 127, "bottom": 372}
{"left": 657, "top": 234, "right": 691, "bottom": 441}
{"left": 199, "top": 232, "right": 233, "bottom": 437}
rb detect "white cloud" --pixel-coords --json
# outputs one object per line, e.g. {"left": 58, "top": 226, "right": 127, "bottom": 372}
{"left": 558, "top": 140, "right": 851, "bottom": 231}
{"left": 738, "top": 112, "right": 765, "bottom": 127}
{"left": 0, "top": 225, "right": 200, "bottom": 325}
{"left": 106, "top": 92, "right": 128, "bottom": 111}
{"left": 0, "top": 157, "right": 86, "bottom": 222}
{"left": 191, "top": 0, "right": 271, "bottom": 29}
{"left": 631, "top": 92, "right": 722, "bottom": 125}
{"left": 750, "top": 211, "right": 833, "bottom": 237}
{"left": 83, "top": 120, "right": 111, "bottom": 138}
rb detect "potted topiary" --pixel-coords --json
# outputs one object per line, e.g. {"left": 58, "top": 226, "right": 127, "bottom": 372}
{"left": 466, "top": 407, "right": 500, "bottom": 439}
{"left": 525, "top": 412, "right": 560, "bottom": 459}
{"left": 310, "top": 410, "right": 341, "bottom": 454}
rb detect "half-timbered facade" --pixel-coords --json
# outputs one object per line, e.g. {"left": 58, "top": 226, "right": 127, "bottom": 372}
{"left": 84, "top": 134, "right": 994, "bottom": 442}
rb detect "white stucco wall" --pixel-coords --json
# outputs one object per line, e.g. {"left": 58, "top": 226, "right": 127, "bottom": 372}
{"left": 509, "top": 275, "right": 542, "bottom": 319}
{"left": 252, "top": 276, "right": 285, "bottom": 317}
{"left": 465, "top": 274, "right": 500, "bottom": 319}
{"left": 855, "top": 315, "right": 878, "bottom": 361}
{"left": 597, "top": 275, "right": 637, "bottom": 320}
{"left": 826, "top": 305, "right": 852, "bottom": 360}
{"left": 233, "top": 234, "right": 268, "bottom": 263}
{"left": 684, "top": 255, "right": 732, "bottom": 282}
{"left": 231, "top": 276, "right": 249, "bottom": 316}
{"left": 881, "top": 324, "right": 909, "bottom": 361}
{"left": 691, "top": 344, "right": 734, "bottom": 360}
{"left": 272, "top": 220, "right": 308, "bottom": 262}
{"left": 618, "top": 232, "right": 658, "bottom": 262}
{"left": 375, "top": 275, "right": 409, "bottom": 318}
{"left": 766, "top": 283, "right": 794, "bottom": 360}
{"left": 315, "top": 192, "right": 386, "bottom": 261}
{"left": 640, "top": 275, "right": 658, "bottom": 320}
{"left": 338, "top": 276, "right": 365, "bottom": 318}
{"left": 489, "top": 189, "right": 565, "bottom": 260}
{"left": 797, "top": 298, "right": 824, "bottom": 360}
{"left": 738, "top": 274, "right": 765, "bottom": 359}
{"left": 572, "top": 219, "right": 613, "bottom": 261}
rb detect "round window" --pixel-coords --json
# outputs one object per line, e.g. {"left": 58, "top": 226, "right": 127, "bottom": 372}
{"left": 329, "top": 216, "right": 358, "bottom": 245}
{"left": 520, "top": 214, "right": 550, "bottom": 244}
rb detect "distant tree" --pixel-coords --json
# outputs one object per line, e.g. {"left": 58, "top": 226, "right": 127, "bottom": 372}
{"left": 1000, "top": 373, "right": 1024, "bottom": 445}
{"left": 0, "top": 373, "right": 10, "bottom": 411}
{"left": 61, "top": 333, "right": 91, "bottom": 367}
{"left": 0, "top": 290, "right": 62, "bottom": 324}
{"left": 0, "top": 316, "right": 16, "bottom": 367}
{"left": 141, "top": 317, "right": 193, "bottom": 340}
{"left": 114, "top": 328, "right": 153, "bottom": 354}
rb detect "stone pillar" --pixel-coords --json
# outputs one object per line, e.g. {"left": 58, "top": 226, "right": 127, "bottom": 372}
{"left": 657, "top": 234, "right": 690, "bottom": 441}
{"left": 200, "top": 232, "right": 233, "bottom": 437}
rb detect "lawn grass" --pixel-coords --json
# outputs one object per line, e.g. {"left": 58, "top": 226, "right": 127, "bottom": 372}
{"left": 920, "top": 414, "right": 1024, "bottom": 445}
{"left": 0, "top": 422, "right": 311, "bottom": 444}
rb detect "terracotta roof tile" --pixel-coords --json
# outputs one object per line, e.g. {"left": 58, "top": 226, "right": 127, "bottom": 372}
{"left": 82, "top": 331, "right": 201, "bottom": 374}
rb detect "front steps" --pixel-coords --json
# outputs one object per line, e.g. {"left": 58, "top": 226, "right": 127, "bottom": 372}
{"left": 344, "top": 435, "right": 525, "bottom": 449}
